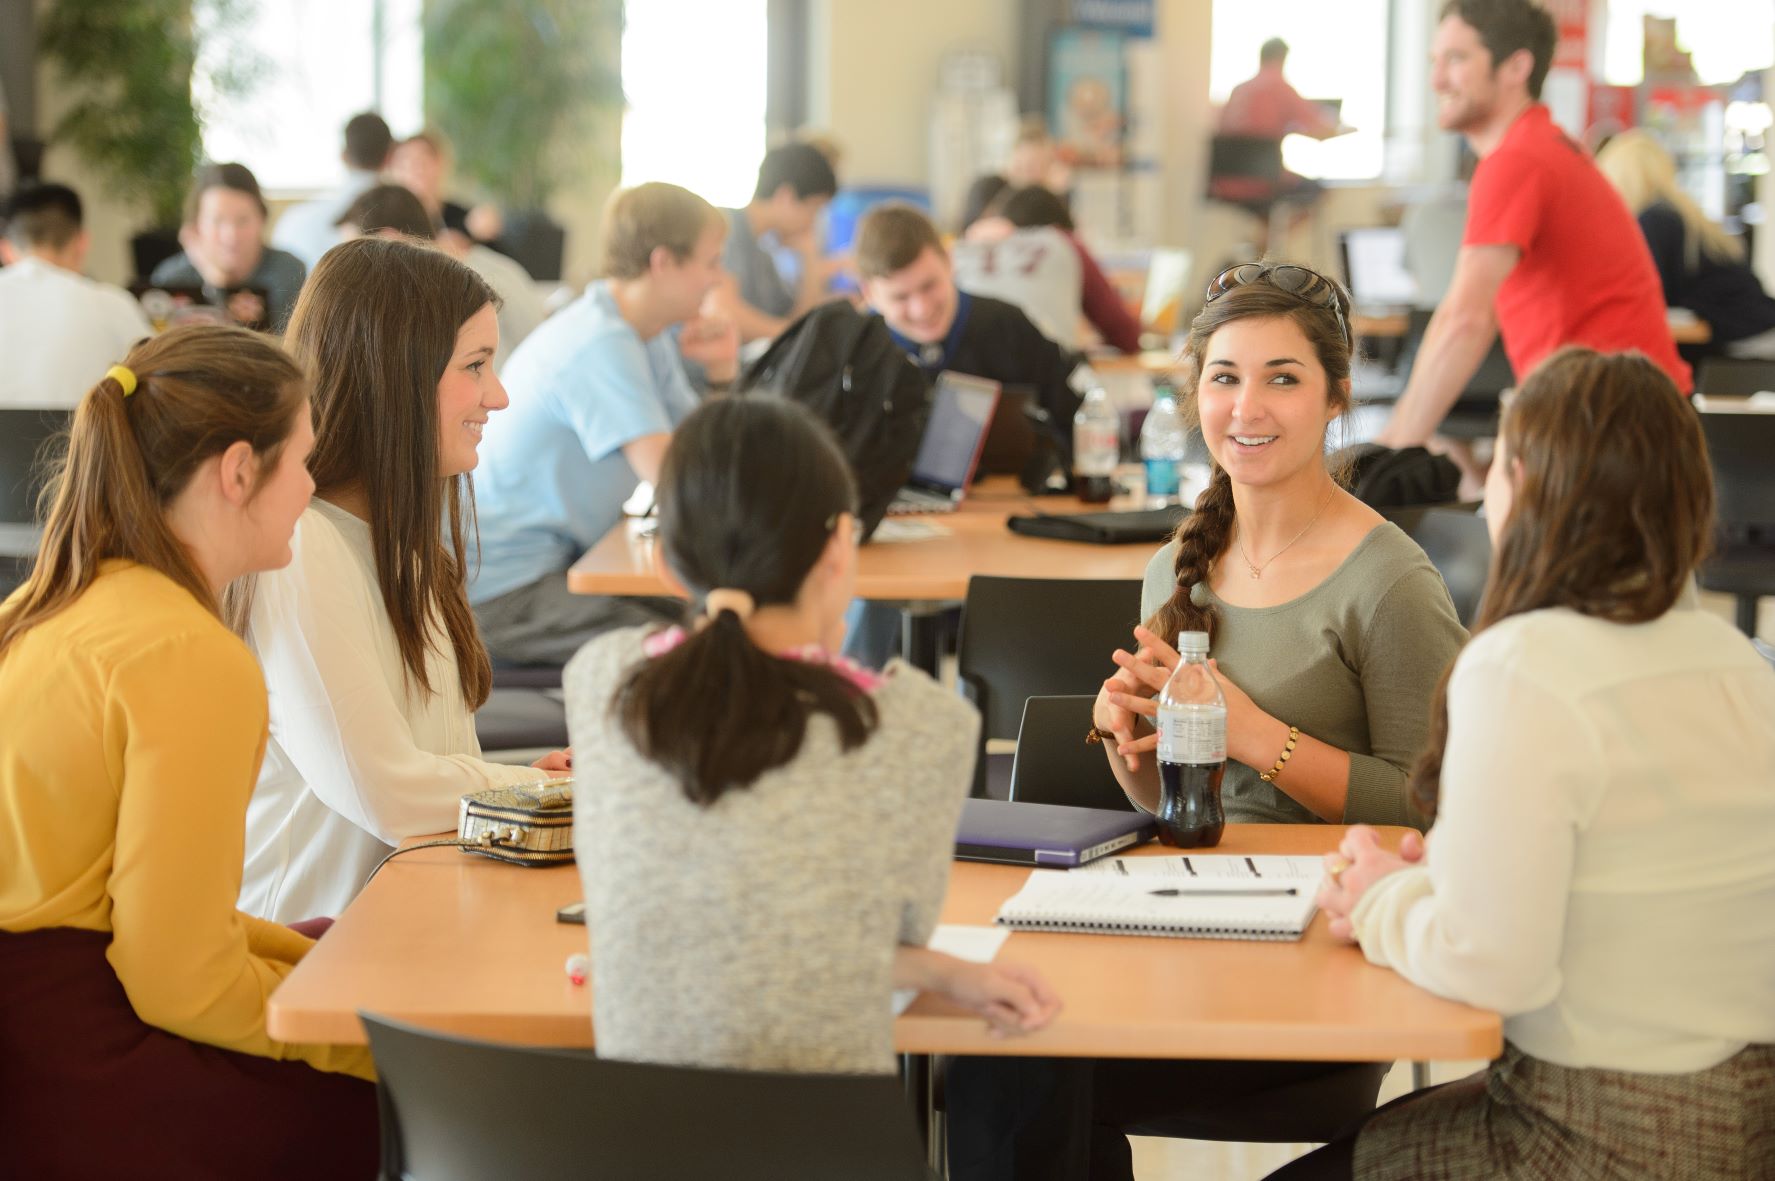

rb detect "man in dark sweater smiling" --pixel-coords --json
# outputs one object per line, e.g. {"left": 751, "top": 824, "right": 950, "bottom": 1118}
{"left": 855, "top": 204, "right": 1088, "bottom": 477}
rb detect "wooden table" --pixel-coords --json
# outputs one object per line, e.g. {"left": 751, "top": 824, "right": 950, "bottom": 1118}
{"left": 568, "top": 478, "right": 1161, "bottom": 670}
{"left": 568, "top": 490, "right": 1157, "bottom": 603}
{"left": 268, "top": 824, "right": 1502, "bottom": 1065}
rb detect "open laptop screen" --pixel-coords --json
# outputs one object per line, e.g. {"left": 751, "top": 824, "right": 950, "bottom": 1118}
{"left": 1339, "top": 227, "right": 1417, "bottom": 309}
{"left": 907, "top": 372, "right": 1001, "bottom": 496}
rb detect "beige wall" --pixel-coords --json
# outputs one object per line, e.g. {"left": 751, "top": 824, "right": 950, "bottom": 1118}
{"left": 804, "top": 0, "right": 1020, "bottom": 185}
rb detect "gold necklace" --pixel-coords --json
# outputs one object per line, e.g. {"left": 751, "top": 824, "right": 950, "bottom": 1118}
{"left": 1235, "top": 486, "right": 1335, "bottom": 580}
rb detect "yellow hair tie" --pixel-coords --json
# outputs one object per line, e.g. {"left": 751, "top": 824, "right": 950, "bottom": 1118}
{"left": 106, "top": 365, "right": 138, "bottom": 397}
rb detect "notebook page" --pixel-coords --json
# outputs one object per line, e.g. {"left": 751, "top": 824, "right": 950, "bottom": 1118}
{"left": 1075, "top": 854, "right": 1324, "bottom": 881}
{"left": 995, "top": 871, "right": 1320, "bottom": 940}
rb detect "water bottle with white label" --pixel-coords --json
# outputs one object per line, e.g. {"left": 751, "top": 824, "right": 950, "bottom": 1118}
{"left": 1153, "top": 631, "right": 1227, "bottom": 847}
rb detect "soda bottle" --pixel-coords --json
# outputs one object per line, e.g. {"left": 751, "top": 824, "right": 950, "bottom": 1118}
{"left": 1139, "top": 388, "right": 1188, "bottom": 507}
{"left": 1154, "top": 631, "right": 1226, "bottom": 847}
{"left": 1072, "top": 385, "right": 1120, "bottom": 504}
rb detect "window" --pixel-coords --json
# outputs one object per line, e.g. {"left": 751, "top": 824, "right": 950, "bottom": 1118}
{"left": 196, "top": 0, "right": 424, "bottom": 194}
{"left": 1602, "top": 0, "right": 1775, "bottom": 86}
{"left": 1209, "top": 0, "right": 1390, "bottom": 180}
{"left": 620, "top": 0, "right": 768, "bottom": 207}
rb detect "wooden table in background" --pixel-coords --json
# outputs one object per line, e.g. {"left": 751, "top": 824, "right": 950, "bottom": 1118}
{"left": 268, "top": 824, "right": 1502, "bottom": 1065}
{"left": 568, "top": 482, "right": 1155, "bottom": 604}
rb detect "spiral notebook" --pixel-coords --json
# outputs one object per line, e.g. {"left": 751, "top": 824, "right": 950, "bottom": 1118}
{"left": 994, "top": 857, "right": 1325, "bottom": 942}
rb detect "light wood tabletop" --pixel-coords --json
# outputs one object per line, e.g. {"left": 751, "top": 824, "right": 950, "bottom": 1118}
{"left": 567, "top": 479, "right": 1161, "bottom": 603}
{"left": 268, "top": 824, "right": 1502, "bottom": 1064}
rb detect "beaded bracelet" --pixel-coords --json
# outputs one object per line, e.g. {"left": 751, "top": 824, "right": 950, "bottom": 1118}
{"left": 1258, "top": 725, "right": 1300, "bottom": 782}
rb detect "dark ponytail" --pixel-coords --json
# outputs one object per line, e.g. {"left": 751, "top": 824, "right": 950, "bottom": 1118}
{"left": 615, "top": 397, "right": 878, "bottom": 805}
{"left": 0, "top": 325, "right": 306, "bottom": 660}
{"left": 1142, "top": 267, "right": 1355, "bottom": 643}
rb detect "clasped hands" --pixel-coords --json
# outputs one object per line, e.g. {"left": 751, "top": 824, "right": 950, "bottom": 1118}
{"left": 1093, "top": 625, "right": 1263, "bottom": 772}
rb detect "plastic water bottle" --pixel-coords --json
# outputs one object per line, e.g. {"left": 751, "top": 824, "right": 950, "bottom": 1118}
{"left": 1154, "top": 631, "right": 1227, "bottom": 848}
{"left": 1072, "top": 386, "right": 1120, "bottom": 503}
{"left": 1139, "top": 389, "right": 1188, "bottom": 507}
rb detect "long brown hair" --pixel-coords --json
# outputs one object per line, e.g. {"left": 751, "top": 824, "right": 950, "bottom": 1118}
{"left": 1144, "top": 270, "right": 1355, "bottom": 647}
{"left": 1408, "top": 347, "right": 1714, "bottom": 820}
{"left": 0, "top": 325, "right": 306, "bottom": 658}
{"left": 281, "top": 236, "right": 499, "bottom": 708}
{"left": 615, "top": 397, "right": 879, "bottom": 805}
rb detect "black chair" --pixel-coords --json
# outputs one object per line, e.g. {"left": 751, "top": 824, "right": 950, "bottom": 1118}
{"left": 1695, "top": 358, "right": 1775, "bottom": 397}
{"left": 1381, "top": 503, "right": 1492, "bottom": 629}
{"left": 1008, "top": 695, "right": 1134, "bottom": 812}
{"left": 0, "top": 409, "right": 70, "bottom": 596}
{"left": 956, "top": 577, "right": 1144, "bottom": 797}
{"left": 361, "top": 1013, "right": 934, "bottom": 1181}
{"left": 1399, "top": 309, "right": 1516, "bottom": 439}
{"left": 1698, "top": 410, "right": 1775, "bottom": 635}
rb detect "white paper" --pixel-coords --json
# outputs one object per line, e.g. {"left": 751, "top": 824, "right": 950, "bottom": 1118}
{"left": 870, "top": 518, "right": 953, "bottom": 544}
{"left": 892, "top": 923, "right": 1011, "bottom": 1016}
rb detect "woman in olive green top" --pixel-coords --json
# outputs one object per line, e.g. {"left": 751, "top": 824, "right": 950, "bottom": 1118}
{"left": 946, "top": 264, "right": 1465, "bottom": 1181}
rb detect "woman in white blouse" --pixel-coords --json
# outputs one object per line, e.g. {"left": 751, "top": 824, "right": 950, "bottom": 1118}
{"left": 1276, "top": 348, "right": 1775, "bottom": 1181}
{"left": 234, "top": 237, "right": 568, "bottom": 922}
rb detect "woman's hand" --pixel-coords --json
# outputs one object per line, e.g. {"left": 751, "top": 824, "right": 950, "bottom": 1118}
{"left": 530, "top": 749, "right": 573, "bottom": 775}
{"left": 938, "top": 959, "right": 1063, "bottom": 1038}
{"left": 1316, "top": 825, "right": 1425, "bottom": 943}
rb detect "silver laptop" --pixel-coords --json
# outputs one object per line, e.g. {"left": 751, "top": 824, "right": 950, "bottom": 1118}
{"left": 886, "top": 372, "right": 1001, "bottom": 515}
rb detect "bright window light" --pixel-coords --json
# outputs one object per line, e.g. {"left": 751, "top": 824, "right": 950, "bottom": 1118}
{"left": 1603, "top": 0, "right": 1775, "bottom": 87}
{"left": 1209, "top": 0, "right": 1390, "bottom": 180}
{"left": 620, "top": 0, "right": 768, "bottom": 207}
{"left": 196, "top": 0, "right": 424, "bottom": 194}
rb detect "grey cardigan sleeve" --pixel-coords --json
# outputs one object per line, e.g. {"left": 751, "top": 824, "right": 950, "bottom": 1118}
{"left": 1344, "top": 563, "right": 1468, "bottom": 830}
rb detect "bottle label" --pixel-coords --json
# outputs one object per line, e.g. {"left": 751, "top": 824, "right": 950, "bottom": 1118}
{"left": 1074, "top": 422, "right": 1118, "bottom": 476}
{"left": 1144, "top": 457, "right": 1181, "bottom": 497}
{"left": 1157, "top": 704, "right": 1226, "bottom": 765}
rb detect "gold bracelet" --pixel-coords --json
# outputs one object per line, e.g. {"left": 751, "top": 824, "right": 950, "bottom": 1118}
{"left": 1085, "top": 726, "right": 1116, "bottom": 746}
{"left": 1259, "top": 725, "right": 1300, "bottom": 782}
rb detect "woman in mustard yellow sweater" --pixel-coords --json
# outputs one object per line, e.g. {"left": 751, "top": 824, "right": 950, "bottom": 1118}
{"left": 0, "top": 325, "right": 378, "bottom": 1178}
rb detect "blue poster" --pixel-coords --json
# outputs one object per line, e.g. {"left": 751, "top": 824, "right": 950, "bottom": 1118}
{"left": 1071, "top": 0, "right": 1154, "bottom": 37}
{"left": 1049, "top": 27, "right": 1126, "bottom": 169}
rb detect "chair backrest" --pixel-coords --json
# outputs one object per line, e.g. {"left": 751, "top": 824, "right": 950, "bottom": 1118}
{"left": 1207, "top": 135, "right": 1283, "bottom": 182}
{"left": 1695, "top": 357, "right": 1775, "bottom": 398}
{"left": 1008, "top": 695, "right": 1135, "bottom": 812}
{"left": 1698, "top": 410, "right": 1775, "bottom": 528}
{"left": 957, "top": 576, "right": 1145, "bottom": 746}
{"left": 1402, "top": 309, "right": 1515, "bottom": 399}
{"left": 0, "top": 409, "right": 71, "bottom": 525}
{"left": 1382, "top": 505, "right": 1491, "bottom": 628}
{"left": 362, "top": 1013, "right": 934, "bottom": 1181}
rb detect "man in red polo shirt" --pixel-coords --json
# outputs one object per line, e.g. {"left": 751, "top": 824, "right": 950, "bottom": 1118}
{"left": 1377, "top": 0, "right": 1690, "bottom": 451}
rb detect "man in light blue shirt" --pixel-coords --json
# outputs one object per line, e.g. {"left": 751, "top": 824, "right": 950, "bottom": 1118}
{"left": 471, "top": 182, "right": 737, "bottom": 666}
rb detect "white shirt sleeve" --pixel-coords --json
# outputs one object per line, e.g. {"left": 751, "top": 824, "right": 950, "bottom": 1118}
{"left": 250, "top": 515, "right": 541, "bottom": 845}
{"left": 1350, "top": 650, "right": 1597, "bottom": 1015}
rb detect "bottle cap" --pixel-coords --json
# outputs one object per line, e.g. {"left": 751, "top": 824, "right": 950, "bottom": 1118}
{"left": 1177, "top": 631, "right": 1209, "bottom": 655}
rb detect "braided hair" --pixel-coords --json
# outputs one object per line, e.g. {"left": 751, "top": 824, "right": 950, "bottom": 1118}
{"left": 1142, "top": 273, "right": 1354, "bottom": 645}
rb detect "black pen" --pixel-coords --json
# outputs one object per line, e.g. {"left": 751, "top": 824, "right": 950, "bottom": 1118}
{"left": 1148, "top": 887, "right": 1298, "bottom": 897}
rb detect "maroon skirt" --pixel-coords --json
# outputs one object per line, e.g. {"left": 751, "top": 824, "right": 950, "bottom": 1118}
{"left": 0, "top": 926, "right": 378, "bottom": 1181}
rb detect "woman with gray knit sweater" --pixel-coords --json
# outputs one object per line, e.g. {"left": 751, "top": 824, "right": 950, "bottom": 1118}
{"left": 563, "top": 397, "right": 1060, "bottom": 1074}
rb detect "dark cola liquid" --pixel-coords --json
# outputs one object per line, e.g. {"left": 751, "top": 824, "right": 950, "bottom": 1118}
{"left": 1076, "top": 474, "right": 1116, "bottom": 504}
{"left": 1156, "top": 760, "right": 1226, "bottom": 847}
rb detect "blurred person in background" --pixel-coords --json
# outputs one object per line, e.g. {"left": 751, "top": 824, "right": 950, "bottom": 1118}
{"left": 1596, "top": 129, "right": 1775, "bottom": 360}
{"left": 151, "top": 163, "right": 306, "bottom": 332}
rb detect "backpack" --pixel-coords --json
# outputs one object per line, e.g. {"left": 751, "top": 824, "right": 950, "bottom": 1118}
{"left": 739, "top": 302, "right": 931, "bottom": 541}
{"left": 1341, "top": 443, "right": 1462, "bottom": 509}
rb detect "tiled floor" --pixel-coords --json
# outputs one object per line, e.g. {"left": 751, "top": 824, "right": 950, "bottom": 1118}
{"left": 1127, "top": 1059, "right": 1487, "bottom": 1179}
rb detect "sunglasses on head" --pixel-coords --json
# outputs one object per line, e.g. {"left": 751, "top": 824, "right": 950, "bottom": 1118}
{"left": 1204, "top": 263, "right": 1351, "bottom": 348}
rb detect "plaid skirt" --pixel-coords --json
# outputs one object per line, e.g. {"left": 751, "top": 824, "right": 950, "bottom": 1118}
{"left": 1354, "top": 1042, "right": 1775, "bottom": 1181}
